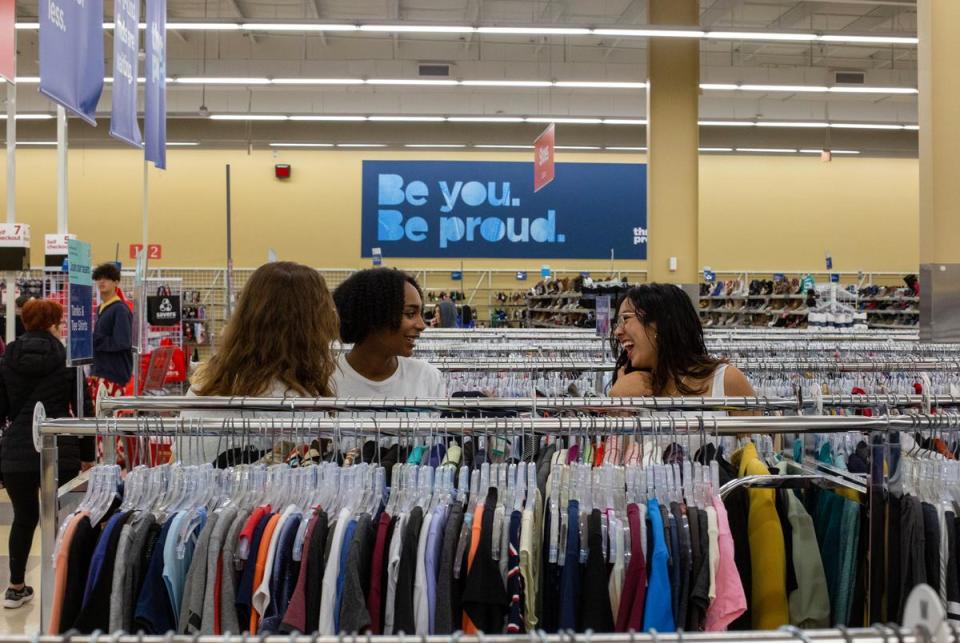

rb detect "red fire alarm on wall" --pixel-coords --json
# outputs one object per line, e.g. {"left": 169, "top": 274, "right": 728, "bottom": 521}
{"left": 275, "top": 164, "right": 292, "bottom": 179}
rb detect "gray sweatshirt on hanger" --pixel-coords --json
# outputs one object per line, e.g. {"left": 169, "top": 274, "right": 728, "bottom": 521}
{"left": 220, "top": 508, "right": 252, "bottom": 635}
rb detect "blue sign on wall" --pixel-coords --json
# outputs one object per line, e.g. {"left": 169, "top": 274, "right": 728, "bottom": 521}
{"left": 39, "top": 0, "right": 105, "bottom": 125}
{"left": 361, "top": 161, "right": 647, "bottom": 259}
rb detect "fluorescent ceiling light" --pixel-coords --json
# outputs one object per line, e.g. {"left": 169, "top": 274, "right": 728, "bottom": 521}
{"left": 368, "top": 116, "right": 447, "bottom": 122}
{"left": 477, "top": 26, "right": 591, "bottom": 35}
{"left": 708, "top": 31, "right": 816, "bottom": 42}
{"left": 819, "top": 34, "right": 917, "bottom": 45}
{"left": 243, "top": 23, "right": 358, "bottom": 31}
{"left": 904, "top": 125, "right": 920, "bottom": 131}
{"left": 555, "top": 145, "right": 601, "bottom": 150}
{"left": 606, "top": 146, "right": 647, "bottom": 151}
{"left": 336, "top": 143, "right": 387, "bottom": 148}
{"left": 461, "top": 80, "right": 553, "bottom": 88}
{"left": 367, "top": 78, "right": 459, "bottom": 86}
{"left": 17, "top": 141, "right": 57, "bottom": 146}
{"left": 176, "top": 77, "right": 270, "bottom": 85}
{"left": 289, "top": 115, "right": 367, "bottom": 121}
{"left": 699, "top": 120, "right": 756, "bottom": 127}
{"left": 828, "top": 86, "right": 918, "bottom": 94}
{"left": 736, "top": 148, "right": 798, "bottom": 153}
{"left": 799, "top": 149, "right": 860, "bottom": 154}
{"left": 475, "top": 144, "right": 534, "bottom": 149}
{"left": 699, "top": 83, "right": 740, "bottom": 91}
{"left": 167, "top": 142, "right": 200, "bottom": 146}
{"left": 699, "top": 147, "right": 734, "bottom": 152}
{"left": 270, "top": 142, "right": 335, "bottom": 147}
{"left": 209, "top": 114, "right": 289, "bottom": 121}
{"left": 168, "top": 22, "right": 240, "bottom": 30}
{"left": 555, "top": 81, "right": 646, "bottom": 89}
{"left": 594, "top": 28, "right": 704, "bottom": 38}
{"left": 359, "top": 24, "right": 475, "bottom": 33}
{"left": 602, "top": 119, "right": 647, "bottom": 125}
{"left": 757, "top": 121, "right": 830, "bottom": 128}
{"left": 447, "top": 117, "right": 526, "bottom": 123}
{"left": 526, "top": 117, "right": 603, "bottom": 124}
{"left": 10, "top": 21, "right": 921, "bottom": 46}
{"left": 272, "top": 78, "right": 365, "bottom": 85}
{"left": 405, "top": 144, "right": 468, "bottom": 148}
{"left": 830, "top": 122, "right": 906, "bottom": 130}
{"left": 740, "top": 84, "right": 829, "bottom": 93}
{"left": 14, "top": 77, "right": 40, "bottom": 83}
{"left": 0, "top": 114, "right": 54, "bottom": 120}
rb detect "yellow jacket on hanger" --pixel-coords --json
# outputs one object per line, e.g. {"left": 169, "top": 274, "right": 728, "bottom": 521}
{"left": 732, "top": 442, "right": 790, "bottom": 629}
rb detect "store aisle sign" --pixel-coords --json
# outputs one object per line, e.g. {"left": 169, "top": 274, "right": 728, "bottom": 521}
{"left": 67, "top": 239, "right": 93, "bottom": 365}
{"left": 361, "top": 161, "right": 647, "bottom": 259}
{"left": 130, "top": 243, "right": 162, "bottom": 260}
{"left": 110, "top": 0, "right": 142, "bottom": 147}
{"left": 39, "top": 0, "right": 105, "bottom": 125}
{"left": 144, "top": 0, "right": 167, "bottom": 169}
{"left": 0, "top": 224, "right": 30, "bottom": 247}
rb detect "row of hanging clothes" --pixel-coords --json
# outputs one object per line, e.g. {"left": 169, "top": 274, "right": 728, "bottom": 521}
{"left": 46, "top": 422, "right": 892, "bottom": 638}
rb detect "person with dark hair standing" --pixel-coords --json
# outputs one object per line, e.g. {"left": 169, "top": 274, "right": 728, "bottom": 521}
{"left": 91, "top": 262, "right": 133, "bottom": 395}
{"left": 1, "top": 299, "right": 93, "bottom": 608}
{"left": 610, "top": 283, "right": 754, "bottom": 399}
{"left": 435, "top": 292, "right": 458, "bottom": 328}
{"left": 332, "top": 268, "right": 445, "bottom": 398}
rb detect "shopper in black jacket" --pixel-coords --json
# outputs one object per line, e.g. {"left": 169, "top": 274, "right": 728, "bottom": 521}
{"left": 0, "top": 299, "right": 94, "bottom": 609}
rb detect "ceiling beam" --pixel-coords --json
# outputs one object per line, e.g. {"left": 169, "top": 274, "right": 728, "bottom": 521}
{"left": 310, "top": 0, "right": 327, "bottom": 46}
{"left": 229, "top": 0, "right": 257, "bottom": 44}
{"left": 700, "top": 0, "right": 744, "bottom": 28}
{"left": 602, "top": 0, "right": 644, "bottom": 61}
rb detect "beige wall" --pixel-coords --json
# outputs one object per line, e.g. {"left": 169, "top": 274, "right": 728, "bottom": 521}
{"left": 0, "top": 148, "right": 919, "bottom": 275}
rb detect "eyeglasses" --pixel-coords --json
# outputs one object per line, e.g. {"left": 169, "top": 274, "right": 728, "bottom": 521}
{"left": 613, "top": 312, "right": 642, "bottom": 329}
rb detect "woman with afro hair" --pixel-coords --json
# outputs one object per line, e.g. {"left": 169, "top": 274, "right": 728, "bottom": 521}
{"left": 332, "top": 268, "right": 445, "bottom": 399}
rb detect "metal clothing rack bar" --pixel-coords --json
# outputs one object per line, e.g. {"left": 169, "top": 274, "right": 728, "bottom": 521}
{"left": 0, "top": 629, "right": 948, "bottom": 643}
{"left": 2, "top": 630, "right": 952, "bottom": 643}
{"left": 96, "top": 393, "right": 960, "bottom": 416}
{"left": 426, "top": 359, "right": 960, "bottom": 372}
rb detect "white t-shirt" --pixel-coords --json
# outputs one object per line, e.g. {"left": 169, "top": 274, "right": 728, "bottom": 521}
{"left": 332, "top": 353, "right": 447, "bottom": 399}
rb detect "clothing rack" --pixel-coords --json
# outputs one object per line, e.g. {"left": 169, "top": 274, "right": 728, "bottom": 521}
{"left": 422, "top": 358, "right": 960, "bottom": 373}
{"left": 36, "top": 398, "right": 960, "bottom": 628}
{"left": 0, "top": 627, "right": 950, "bottom": 643}
{"left": 95, "top": 393, "right": 960, "bottom": 416}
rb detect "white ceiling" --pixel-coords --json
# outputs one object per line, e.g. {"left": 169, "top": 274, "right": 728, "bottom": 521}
{"left": 7, "top": 0, "right": 920, "bottom": 151}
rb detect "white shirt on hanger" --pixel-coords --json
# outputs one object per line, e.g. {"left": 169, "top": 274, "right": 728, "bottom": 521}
{"left": 318, "top": 508, "right": 353, "bottom": 635}
{"left": 332, "top": 354, "right": 447, "bottom": 399}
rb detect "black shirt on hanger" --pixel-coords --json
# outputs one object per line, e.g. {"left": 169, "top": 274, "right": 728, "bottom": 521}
{"left": 581, "top": 508, "right": 614, "bottom": 632}
{"left": 462, "top": 488, "right": 509, "bottom": 633}
{"left": 57, "top": 516, "right": 100, "bottom": 634}
{"left": 73, "top": 511, "right": 135, "bottom": 632}
{"left": 393, "top": 506, "right": 424, "bottom": 634}
{"left": 303, "top": 510, "right": 330, "bottom": 634}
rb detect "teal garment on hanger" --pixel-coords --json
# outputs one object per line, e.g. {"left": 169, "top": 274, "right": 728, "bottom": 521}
{"left": 406, "top": 445, "right": 426, "bottom": 465}
{"left": 818, "top": 442, "right": 834, "bottom": 466}
{"left": 793, "top": 438, "right": 803, "bottom": 464}
{"left": 834, "top": 498, "right": 860, "bottom": 625}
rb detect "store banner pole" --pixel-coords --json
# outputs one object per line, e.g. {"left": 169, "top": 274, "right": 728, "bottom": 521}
{"left": 57, "top": 106, "right": 68, "bottom": 235}
{"left": 5, "top": 79, "right": 16, "bottom": 344}
{"left": 225, "top": 164, "right": 233, "bottom": 319}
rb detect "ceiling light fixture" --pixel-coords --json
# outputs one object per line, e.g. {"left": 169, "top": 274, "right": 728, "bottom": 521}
{"left": 756, "top": 121, "right": 831, "bottom": 128}
{"left": 447, "top": 117, "right": 526, "bottom": 123}
{"left": 799, "top": 149, "right": 861, "bottom": 154}
{"left": 288, "top": 115, "right": 368, "bottom": 121}
{"left": 605, "top": 146, "right": 648, "bottom": 151}
{"left": 368, "top": 116, "right": 447, "bottom": 122}
{"left": 699, "top": 147, "right": 735, "bottom": 152}
{"left": 336, "top": 143, "right": 387, "bottom": 148}
{"left": 736, "top": 147, "right": 798, "bottom": 153}
{"left": 10, "top": 21, "right": 918, "bottom": 46}
{"left": 272, "top": 78, "right": 365, "bottom": 85}
{"left": 167, "top": 142, "right": 200, "bottom": 146}
{"left": 16, "top": 141, "right": 57, "bottom": 146}
{"left": 405, "top": 144, "right": 468, "bottom": 148}
{"left": 555, "top": 145, "right": 602, "bottom": 150}
{"left": 0, "top": 113, "right": 55, "bottom": 120}
{"left": 270, "top": 142, "right": 335, "bottom": 147}
{"left": 176, "top": 77, "right": 271, "bottom": 85}
{"left": 526, "top": 117, "right": 603, "bottom": 124}
{"left": 366, "top": 78, "right": 459, "bottom": 86}
{"left": 209, "top": 114, "right": 289, "bottom": 121}
{"left": 474, "top": 144, "right": 535, "bottom": 149}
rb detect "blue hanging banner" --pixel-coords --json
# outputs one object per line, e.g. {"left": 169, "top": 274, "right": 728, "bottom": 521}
{"left": 145, "top": 0, "right": 167, "bottom": 169}
{"left": 110, "top": 0, "right": 142, "bottom": 147}
{"left": 39, "top": 0, "right": 105, "bottom": 125}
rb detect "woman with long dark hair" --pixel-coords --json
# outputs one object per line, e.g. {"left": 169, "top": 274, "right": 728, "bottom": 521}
{"left": 609, "top": 283, "right": 754, "bottom": 398}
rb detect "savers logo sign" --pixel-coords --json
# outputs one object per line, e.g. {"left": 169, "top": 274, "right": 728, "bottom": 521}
{"left": 360, "top": 160, "right": 647, "bottom": 259}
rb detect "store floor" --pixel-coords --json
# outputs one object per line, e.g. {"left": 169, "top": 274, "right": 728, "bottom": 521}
{"left": 0, "top": 489, "right": 43, "bottom": 634}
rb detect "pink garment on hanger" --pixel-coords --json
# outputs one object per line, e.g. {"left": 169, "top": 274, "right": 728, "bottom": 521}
{"left": 704, "top": 495, "right": 747, "bottom": 631}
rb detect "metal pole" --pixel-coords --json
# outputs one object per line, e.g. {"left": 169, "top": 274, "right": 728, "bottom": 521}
{"left": 56, "top": 105, "right": 67, "bottom": 234}
{"left": 225, "top": 164, "right": 233, "bottom": 319}
{"left": 39, "top": 433, "right": 58, "bottom": 632}
{"left": 4, "top": 79, "right": 15, "bottom": 344}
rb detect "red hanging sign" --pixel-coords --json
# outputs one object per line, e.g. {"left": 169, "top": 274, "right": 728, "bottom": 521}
{"left": 533, "top": 123, "right": 555, "bottom": 192}
{"left": 0, "top": 0, "right": 15, "bottom": 83}
{"left": 130, "top": 243, "right": 163, "bottom": 259}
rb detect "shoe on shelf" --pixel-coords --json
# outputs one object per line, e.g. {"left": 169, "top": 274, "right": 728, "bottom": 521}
{"left": 4, "top": 585, "right": 34, "bottom": 609}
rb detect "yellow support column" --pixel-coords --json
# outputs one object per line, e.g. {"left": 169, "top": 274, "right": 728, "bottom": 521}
{"left": 646, "top": 0, "right": 699, "bottom": 286}
{"left": 918, "top": 0, "right": 960, "bottom": 342}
